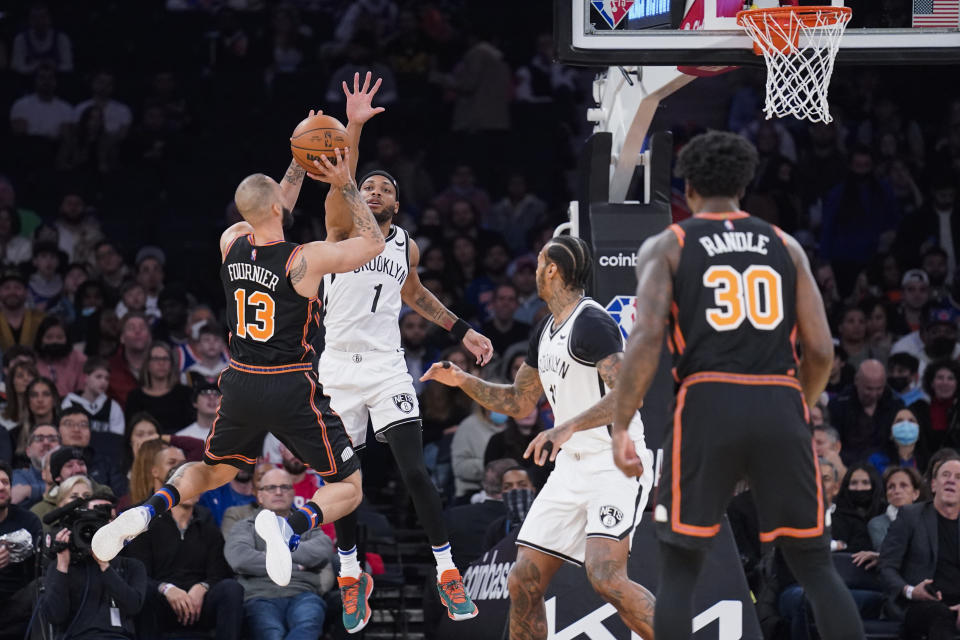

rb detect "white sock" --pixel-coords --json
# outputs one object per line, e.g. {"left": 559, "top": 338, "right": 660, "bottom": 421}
{"left": 338, "top": 545, "right": 362, "bottom": 579}
{"left": 432, "top": 543, "right": 456, "bottom": 579}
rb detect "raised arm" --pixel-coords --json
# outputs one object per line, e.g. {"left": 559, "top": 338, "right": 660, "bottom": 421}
{"left": 402, "top": 238, "right": 494, "bottom": 365}
{"left": 421, "top": 360, "right": 543, "bottom": 418}
{"left": 612, "top": 229, "right": 678, "bottom": 476}
{"left": 219, "top": 221, "right": 254, "bottom": 262}
{"left": 326, "top": 71, "right": 385, "bottom": 241}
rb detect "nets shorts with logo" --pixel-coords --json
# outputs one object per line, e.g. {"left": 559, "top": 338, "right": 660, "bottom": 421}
{"left": 516, "top": 444, "right": 654, "bottom": 565}
{"left": 204, "top": 364, "right": 360, "bottom": 481}
{"left": 655, "top": 372, "right": 827, "bottom": 550}
{"left": 317, "top": 348, "right": 420, "bottom": 448}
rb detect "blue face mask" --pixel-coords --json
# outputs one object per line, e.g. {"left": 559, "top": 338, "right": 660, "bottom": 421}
{"left": 489, "top": 412, "right": 509, "bottom": 425}
{"left": 891, "top": 420, "right": 919, "bottom": 446}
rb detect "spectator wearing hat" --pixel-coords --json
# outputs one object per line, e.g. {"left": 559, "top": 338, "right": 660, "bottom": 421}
{"left": 30, "top": 446, "right": 111, "bottom": 521}
{"left": 107, "top": 311, "right": 152, "bottom": 408}
{"left": 829, "top": 359, "right": 905, "bottom": 465}
{"left": 26, "top": 241, "right": 63, "bottom": 311}
{"left": 509, "top": 255, "right": 544, "bottom": 326}
{"left": 134, "top": 246, "right": 165, "bottom": 319}
{"left": 0, "top": 270, "right": 46, "bottom": 352}
{"left": 887, "top": 352, "right": 928, "bottom": 408}
{"left": 891, "top": 269, "right": 931, "bottom": 336}
{"left": 891, "top": 304, "right": 960, "bottom": 380}
{"left": 181, "top": 322, "right": 228, "bottom": 388}
{"left": 176, "top": 380, "right": 220, "bottom": 442}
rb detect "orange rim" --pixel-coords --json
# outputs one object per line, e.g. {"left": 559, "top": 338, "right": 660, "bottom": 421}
{"left": 737, "top": 6, "right": 851, "bottom": 55}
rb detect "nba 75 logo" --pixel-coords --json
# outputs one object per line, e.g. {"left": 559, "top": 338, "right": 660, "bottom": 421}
{"left": 591, "top": 0, "right": 635, "bottom": 29}
{"left": 599, "top": 505, "right": 623, "bottom": 528}
{"left": 392, "top": 393, "right": 415, "bottom": 414}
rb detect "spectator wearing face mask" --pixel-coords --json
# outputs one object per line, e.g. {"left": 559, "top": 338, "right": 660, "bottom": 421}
{"left": 832, "top": 464, "right": 886, "bottom": 554}
{"left": 890, "top": 304, "right": 960, "bottom": 380}
{"left": 869, "top": 408, "right": 930, "bottom": 475}
{"left": 451, "top": 401, "right": 507, "bottom": 500}
{"left": 887, "top": 352, "right": 927, "bottom": 408}
{"left": 483, "top": 466, "right": 537, "bottom": 549}
{"left": 34, "top": 316, "right": 86, "bottom": 397}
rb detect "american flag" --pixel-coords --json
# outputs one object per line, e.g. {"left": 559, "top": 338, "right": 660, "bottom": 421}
{"left": 913, "top": 0, "right": 960, "bottom": 28}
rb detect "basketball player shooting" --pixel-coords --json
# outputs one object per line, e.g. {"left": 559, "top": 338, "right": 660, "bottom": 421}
{"left": 92, "top": 138, "right": 385, "bottom": 590}
{"left": 612, "top": 131, "right": 864, "bottom": 640}
{"left": 311, "top": 72, "right": 492, "bottom": 633}
{"left": 421, "top": 236, "right": 655, "bottom": 640}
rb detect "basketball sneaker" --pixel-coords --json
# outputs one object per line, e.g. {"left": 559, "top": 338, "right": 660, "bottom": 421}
{"left": 91, "top": 505, "right": 151, "bottom": 562}
{"left": 254, "top": 510, "right": 295, "bottom": 586}
{"left": 339, "top": 572, "right": 374, "bottom": 634}
{"left": 437, "top": 569, "right": 478, "bottom": 621}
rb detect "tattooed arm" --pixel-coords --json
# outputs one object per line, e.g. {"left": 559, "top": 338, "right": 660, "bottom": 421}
{"left": 279, "top": 159, "right": 306, "bottom": 212}
{"left": 421, "top": 361, "right": 544, "bottom": 418}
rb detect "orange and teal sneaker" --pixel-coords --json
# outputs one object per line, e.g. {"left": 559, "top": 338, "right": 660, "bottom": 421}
{"left": 437, "top": 569, "right": 478, "bottom": 621}
{"left": 339, "top": 572, "right": 374, "bottom": 634}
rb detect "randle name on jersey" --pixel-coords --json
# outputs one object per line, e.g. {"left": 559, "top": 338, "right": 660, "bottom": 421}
{"left": 698, "top": 231, "right": 770, "bottom": 257}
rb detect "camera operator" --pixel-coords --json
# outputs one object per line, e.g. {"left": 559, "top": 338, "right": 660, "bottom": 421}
{"left": 0, "top": 460, "right": 42, "bottom": 640}
{"left": 39, "top": 492, "right": 146, "bottom": 639}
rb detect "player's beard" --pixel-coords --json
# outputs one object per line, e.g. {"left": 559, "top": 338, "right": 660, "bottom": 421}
{"left": 282, "top": 207, "right": 294, "bottom": 229}
{"left": 372, "top": 204, "right": 395, "bottom": 226}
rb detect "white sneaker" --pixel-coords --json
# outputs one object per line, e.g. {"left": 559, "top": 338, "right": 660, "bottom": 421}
{"left": 255, "top": 510, "right": 293, "bottom": 586}
{"left": 91, "top": 505, "right": 151, "bottom": 561}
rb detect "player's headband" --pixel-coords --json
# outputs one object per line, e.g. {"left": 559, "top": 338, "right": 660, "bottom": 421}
{"left": 359, "top": 170, "right": 399, "bottom": 201}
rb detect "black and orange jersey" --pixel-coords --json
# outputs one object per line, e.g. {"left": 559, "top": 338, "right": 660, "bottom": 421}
{"left": 668, "top": 212, "right": 798, "bottom": 381}
{"left": 220, "top": 234, "right": 316, "bottom": 368}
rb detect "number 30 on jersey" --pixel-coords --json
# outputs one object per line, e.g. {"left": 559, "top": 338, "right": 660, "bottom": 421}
{"left": 703, "top": 265, "right": 783, "bottom": 331}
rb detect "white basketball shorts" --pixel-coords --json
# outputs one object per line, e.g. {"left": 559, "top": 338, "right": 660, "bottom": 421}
{"left": 516, "top": 443, "right": 654, "bottom": 565}
{"left": 316, "top": 348, "right": 420, "bottom": 448}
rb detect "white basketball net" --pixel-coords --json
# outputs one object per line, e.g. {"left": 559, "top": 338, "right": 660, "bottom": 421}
{"left": 737, "top": 7, "right": 852, "bottom": 123}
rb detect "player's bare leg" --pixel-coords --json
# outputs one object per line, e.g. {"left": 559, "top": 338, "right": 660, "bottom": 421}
{"left": 507, "top": 546, "right": 565, "bottom": 640}
{"left": 584, "top": 537, "right": 655, "bottom": 639}
{"left": 92, "top": 461, "right": 239, "bottom": 561}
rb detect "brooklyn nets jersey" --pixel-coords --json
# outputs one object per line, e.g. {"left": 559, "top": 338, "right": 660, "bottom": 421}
{"left": 321, "top": 226, "right": 410, "bottom": 352}
{"left": 221, "top": 234, "right": 316, "bottom": 366}
{"left": 668, "top": 213, "right": 799, "bottom": 380}
{"left": 525, "top": 298, "right": 646, "bottom": 456}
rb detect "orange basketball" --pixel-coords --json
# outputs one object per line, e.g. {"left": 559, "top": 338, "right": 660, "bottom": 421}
{"left": 290, "top": 114, "right": 349, "bottom": 172}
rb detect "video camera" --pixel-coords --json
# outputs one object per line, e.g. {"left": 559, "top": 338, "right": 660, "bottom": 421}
{"left": 41, "top": 497, "right": 112, "bottom": 561}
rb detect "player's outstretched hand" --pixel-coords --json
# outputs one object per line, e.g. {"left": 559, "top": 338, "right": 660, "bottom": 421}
{"left": 344, "top": 71, "right": 386, "bottom": 125}
{"left": 462, "top": 329, "right": 494, "bottom": 366}
{"left": 420, "top": 360, "right": 466, "bottom": 387}
{"left": 524, "top": 425, "right": 572, "bottom": 466}
{"left": 612, "top": 429, "right": 644, "bottom": 478}
{"left": 307, "top": 148, "right": 353, "bottom": 188}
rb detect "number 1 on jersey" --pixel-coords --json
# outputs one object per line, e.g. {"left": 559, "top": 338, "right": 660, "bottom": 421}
{"left": 234, "top": 288, "right": 276, "bottom": 341}
{"left": 370, "top": 283, "right": 383, "bottom": 313}
{"left": 703, "top": 265, "right": 783, "bottom": 331}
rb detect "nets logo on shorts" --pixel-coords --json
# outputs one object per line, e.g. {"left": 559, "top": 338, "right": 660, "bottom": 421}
{"left": 393, "top": 393, "right": 415, "bottom": 414}
{"left": 599, "top": 505, "right": 624, "bottom": 528}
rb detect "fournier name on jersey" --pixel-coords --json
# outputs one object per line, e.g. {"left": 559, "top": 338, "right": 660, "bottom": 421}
{"left": 226, "top": 262, "right": 280, "bottom": 291}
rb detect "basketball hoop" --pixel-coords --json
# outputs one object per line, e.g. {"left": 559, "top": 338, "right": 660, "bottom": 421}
{"left": 736, "top": 6, "right": 852, "bottom": 123}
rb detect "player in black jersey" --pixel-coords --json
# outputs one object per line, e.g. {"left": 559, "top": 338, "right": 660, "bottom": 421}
{"left": 93, "top": 141, "right": 386, "bottom": 588}
{"left": 613, "top": 131, "right": 864, "bottom": 639}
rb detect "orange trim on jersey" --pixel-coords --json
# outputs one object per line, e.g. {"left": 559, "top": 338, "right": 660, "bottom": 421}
{"left": 247, "top": 233, "right": 284, "bottom": 248}
{"left": 223, "top": 234, "right": 244, "bottom": 258}
{"left": 771, "top": 224, "right": 789, "bottom": 246}
{"left": 693, "top": 211, "right": 750, "bottom": 220}
{"left": 285, "top": 245, "right": 304, "bottom": 275}
{"left": 759, "top": 439, "right": 825, "bottom": 542}
{"left": 680, "top": 371, "right": 802, "bottom": 392}
{"left": 668, "top": 224, "right": 685, "bottom": 248}
{"left": 789, "top": 324, "right": 800, "bottom": 367}
{"left": 303, "top": 372, "right": 338, "bottom": 476}
{"left": 671, "top": 385, "right": 722, "bottom": 538}
{"left": 300, "top": 300, "right": 315, "bottom": 360}
{"left": 229, "top": 359, "right": 313, "bottom": 374}
{"left": 670, "top": 302, "right": 686, "bottom": 354}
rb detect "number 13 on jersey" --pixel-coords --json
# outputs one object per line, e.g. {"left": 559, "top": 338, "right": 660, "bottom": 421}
{"left": 703, "top": 265, "right": 783, "bottom": 331}
{"left": 234, "top": 288, "right": 276, "bottom": 341}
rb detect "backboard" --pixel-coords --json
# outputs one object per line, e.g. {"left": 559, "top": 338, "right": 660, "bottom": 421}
{"left": 556, "top": 0, "right": 960, "bottom": 66}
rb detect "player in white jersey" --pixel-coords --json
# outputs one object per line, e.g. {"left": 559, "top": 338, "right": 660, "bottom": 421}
{"left": 421, "top": 236, "right": 655, "bottom": 640}
{"left": 316, "top": 87, "right": 494, "bottom": 630}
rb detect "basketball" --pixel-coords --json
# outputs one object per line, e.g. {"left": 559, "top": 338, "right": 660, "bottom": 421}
{"left": 290, "top": 114, "right": 350, "bottom": 172}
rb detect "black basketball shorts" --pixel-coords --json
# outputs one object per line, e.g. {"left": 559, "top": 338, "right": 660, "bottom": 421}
{"left": 655, "top": 371, "right": 828, "bottom": 550}
{"left": 203, "top": 362, "right": 360, "bottom": 481}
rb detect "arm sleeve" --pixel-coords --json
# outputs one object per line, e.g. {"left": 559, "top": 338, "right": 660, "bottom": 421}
{"left": 102, "top": 558, "right": 146, "bottom": 614}
{"left": 223, "top": 519, "right": 267, "bottom": 576}
{"left": 878, "top": 510, "right": 912, "bottom": 597}
{"left": 524, "top": 316, "right": 550, "bottom": 369}
{"left": 568, "top": 306, "right": 624, "bottom": 366}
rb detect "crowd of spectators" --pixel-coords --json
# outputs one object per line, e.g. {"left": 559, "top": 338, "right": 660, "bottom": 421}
{"left": 1, "top": 0, "right": 960, "bottom": 639}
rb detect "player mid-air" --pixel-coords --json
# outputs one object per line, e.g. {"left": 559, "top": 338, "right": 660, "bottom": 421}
{"left": 422, "top": 235, "right": 655, "bottom": 640}
{"left": 92, "top": 137, "right": 384, "bottom": 589}
{"left": 612, "top": 131, "right": 864, "bottom": 640}
{"left": 313, "top": 72, "right": 492, "bottom": 633}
